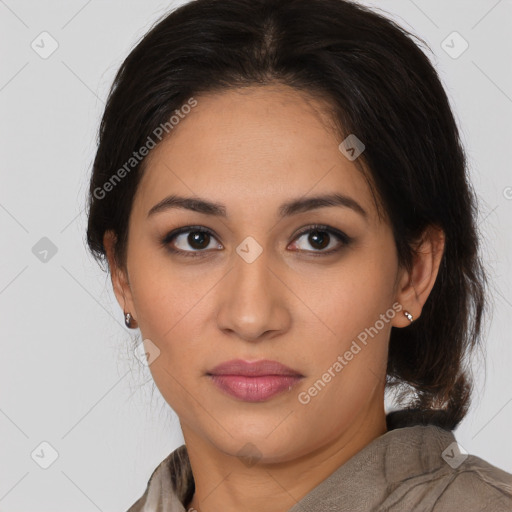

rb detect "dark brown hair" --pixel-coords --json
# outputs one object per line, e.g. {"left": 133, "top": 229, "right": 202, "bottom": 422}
{"left": 86, "top": 0, "right": 488, "bottom": 432}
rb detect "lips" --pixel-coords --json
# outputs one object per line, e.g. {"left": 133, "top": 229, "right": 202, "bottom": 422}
{"left": 207, "top": 359, "right": 304, "bottom": 402}
{"left": 208, "top": 359, "right": 303, "bottom": 377}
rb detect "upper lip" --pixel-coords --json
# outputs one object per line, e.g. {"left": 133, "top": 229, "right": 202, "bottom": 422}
{"left": 207, "top": 359, "right": 303, "bottom": 377}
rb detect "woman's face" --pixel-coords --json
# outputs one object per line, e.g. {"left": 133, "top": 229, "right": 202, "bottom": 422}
{"left": 108, "top": 84, "right": 413, "bottom": 463}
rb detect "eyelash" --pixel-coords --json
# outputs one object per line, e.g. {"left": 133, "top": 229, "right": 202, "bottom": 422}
{"left": 161, "top": 224, "right": 353, "bottom": 258}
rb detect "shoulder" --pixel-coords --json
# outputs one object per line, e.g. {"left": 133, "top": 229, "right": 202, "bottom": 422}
{"left": 378, "top": 423, "right": 512, "bottom": 512}
{"left": 430, "top": 454, "right": 512, "bottom": 512}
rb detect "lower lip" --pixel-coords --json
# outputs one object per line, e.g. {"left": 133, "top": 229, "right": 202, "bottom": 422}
{"left": 208, "top": 374, "right": 302, "bottom": 402}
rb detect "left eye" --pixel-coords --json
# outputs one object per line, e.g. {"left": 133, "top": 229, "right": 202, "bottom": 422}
{"left": 290, "top": 225, "right": 351, "bottom": 254}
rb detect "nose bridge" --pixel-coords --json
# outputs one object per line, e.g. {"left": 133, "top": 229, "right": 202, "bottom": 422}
{"left": 232, "top": 236, "right": 273, "bottom": 308}
{"left": 228, "top": 223, "right": 271, "bottom": 282}
{"left": 216, "top": 235, "right": 286, "bottom": 340}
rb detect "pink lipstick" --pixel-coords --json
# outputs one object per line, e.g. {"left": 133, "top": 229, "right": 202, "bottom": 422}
{"left": 207, "top": 359, "right": 304, "bottom": 402}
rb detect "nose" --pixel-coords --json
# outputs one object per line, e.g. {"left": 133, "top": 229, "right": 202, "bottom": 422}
{"left": 215, "top": 245, "right": 291, "bottom": 343}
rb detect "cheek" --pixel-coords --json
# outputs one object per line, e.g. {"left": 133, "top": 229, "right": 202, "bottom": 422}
{"left": 128, "top": 246, "right": 211, "bottom": 340}
{"left": 131, "top": 277, "right": 208, "bottom": 418}
{"left": 296, "top": 246, "right": 397, "bottom": 342}
{"left": 126, "top": 250, "right": 216, "bottom": 389}
{"left": 293, "top": 246, "right": 397, "bottom": 403}
{"left": 294, "top": 269, "right": 394, "bottom": 429}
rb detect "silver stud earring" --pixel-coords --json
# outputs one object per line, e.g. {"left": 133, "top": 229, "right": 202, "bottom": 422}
{"left": 124, "top": 312, "right": 137, "bottom": 329}
{"left": 404, "top": 311, "right": 413, "bottom": 323}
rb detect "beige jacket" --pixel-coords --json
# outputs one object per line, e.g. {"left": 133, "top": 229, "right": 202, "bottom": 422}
{"left": 126, "top": 420, "right": 512, "bottom": 511}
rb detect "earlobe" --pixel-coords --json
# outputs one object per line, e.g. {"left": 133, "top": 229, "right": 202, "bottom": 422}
{"left": 392, "top": 225, "right": 445, "bottom": 328}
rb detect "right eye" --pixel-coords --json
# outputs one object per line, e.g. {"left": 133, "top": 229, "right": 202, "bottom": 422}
{"left": 161, "top": 226, "right": 223, "bottom": 257}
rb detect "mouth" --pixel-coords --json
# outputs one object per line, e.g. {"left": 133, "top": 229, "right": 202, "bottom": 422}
{"left": 206, "top": 359, "right": 304, "bottom": 402}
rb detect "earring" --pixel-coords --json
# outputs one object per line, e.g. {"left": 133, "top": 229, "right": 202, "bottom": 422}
{"left": 403, "top": 311, "right": 413, "bottom": 323}
{"left": 124, "top": 312, "right": 138, "bottom": 329}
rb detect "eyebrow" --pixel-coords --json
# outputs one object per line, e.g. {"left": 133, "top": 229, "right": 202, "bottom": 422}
{"left": 147, "top": 193, "right": 368, "bottom": 220}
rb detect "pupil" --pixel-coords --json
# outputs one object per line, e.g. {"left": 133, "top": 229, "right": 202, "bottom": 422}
{"left": 189, "top": 231, "right": 209, "bottom": 249}
{"left": 310, "top": 230, "right": 329, "bottom": 249}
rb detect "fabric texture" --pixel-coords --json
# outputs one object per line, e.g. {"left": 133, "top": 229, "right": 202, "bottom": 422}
{"left": 126, "top": 414, "right": 512, "bottom": 512}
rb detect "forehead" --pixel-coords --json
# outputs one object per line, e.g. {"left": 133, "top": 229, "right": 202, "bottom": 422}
{"left": 133, "top": 85, "right": 378, "bottom": 223}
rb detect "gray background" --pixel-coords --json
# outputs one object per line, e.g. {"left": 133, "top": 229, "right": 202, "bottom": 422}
{"left": 1, "top": 0, "right": 511, "bottom": 510}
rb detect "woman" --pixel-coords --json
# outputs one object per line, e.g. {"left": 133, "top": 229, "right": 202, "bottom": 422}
{"left": 86, "top": 0, "right": 512, "bottom": 510}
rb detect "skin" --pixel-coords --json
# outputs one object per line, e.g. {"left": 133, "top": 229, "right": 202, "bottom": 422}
{"left": 104, "top": 84, "right": 445, "bottom": 512}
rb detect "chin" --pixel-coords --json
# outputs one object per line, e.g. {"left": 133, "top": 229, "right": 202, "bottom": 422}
{"left": 199, "top": 416, "right": 310, "bottom": 465}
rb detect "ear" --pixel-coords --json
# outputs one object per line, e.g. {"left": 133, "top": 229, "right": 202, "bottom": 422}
{"left": 391, "top": 225, "right": 445, "bottom": 328}
{"left": 103, "top": 230, "right": 137, "bottom": 324}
